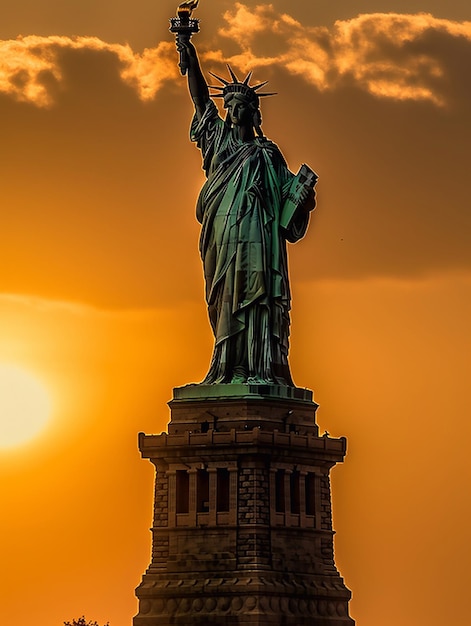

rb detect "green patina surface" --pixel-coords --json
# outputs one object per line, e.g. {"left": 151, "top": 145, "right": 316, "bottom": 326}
{"left": 177, "top": 36, "right": 317, "bottom": 389}
{"left": 173, "top": 383, "right": 313, "bottom": 402}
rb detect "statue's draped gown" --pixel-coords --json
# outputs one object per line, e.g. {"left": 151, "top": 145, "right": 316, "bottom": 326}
{"left": 191, "top": 101, "right": 309, "bottom": 385}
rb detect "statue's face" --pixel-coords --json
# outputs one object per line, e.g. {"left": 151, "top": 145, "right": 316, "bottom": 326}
{"left": 224, "top": 96, "right": 253, "bottom": 127}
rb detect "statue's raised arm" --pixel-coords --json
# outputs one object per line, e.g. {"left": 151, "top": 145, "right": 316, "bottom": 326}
{"left": 170, "top": 2, "right": 317, "bottom": 387}
{"left": 175, "top": 37, "right": 209, "bottom": 120}
{"left": 170, "top": 0, "right": 209, "bottom": 119}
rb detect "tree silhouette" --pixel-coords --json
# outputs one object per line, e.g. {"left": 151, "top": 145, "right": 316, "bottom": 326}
{"left": 63, "top": 617, "right": 109, "bottom": 626}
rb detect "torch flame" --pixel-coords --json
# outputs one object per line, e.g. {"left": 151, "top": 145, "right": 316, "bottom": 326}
{"left": 177, "top": 0, "right": 199, "bottom": 18}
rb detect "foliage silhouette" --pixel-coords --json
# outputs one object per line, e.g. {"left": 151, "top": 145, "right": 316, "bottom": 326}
{"left": 63, "top": 617, "right": 109, "bottom": 626}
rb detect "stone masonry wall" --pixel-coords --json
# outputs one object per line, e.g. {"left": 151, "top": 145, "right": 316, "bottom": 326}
{"left": 151, "top": 465, "right": 169, "bottom": 567}
{"left": 237, "top": 460, "right": 271, "bottom": 568}
{"left": 153, "top": 465, "right": 169, "bottom": 527}
{"left": 320, "top": 472, "right": 336, "bottom": 572}
{"left": 320, "top": 473, "right": 333, "bottom": 531}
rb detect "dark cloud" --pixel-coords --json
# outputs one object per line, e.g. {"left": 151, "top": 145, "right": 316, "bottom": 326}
{"left": 276, "top": 74, "right": 471, "bottom": 282}
{"left": 214, "top": 7, "right": 471, "bottom": 108}
{"left": 0, "top": 35, "right": 177, "bottom": 106}
{"left": 2, "top": 11, "right": 470, "bottom": 108}
{"left": 0, "top": 8, "right": 470, "bottom": 310}
{"left": 0, "top": 44, "right": 202, "bottom": 308}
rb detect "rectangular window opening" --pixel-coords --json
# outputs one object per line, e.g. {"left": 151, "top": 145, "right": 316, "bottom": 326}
{"left": 217, "top": 468, "right": 230, "bottom": 512}
{"left": 197, "top": 469, "right": 210, "bottom": 513}
{"left": 290, "top": 470, "right": 300, "bottom": 514}
{"left": 305, "top": 472, "right": 315, "bottom": 516}
{"left": 275, "top": 469, "right": 285, "bottom": 512}
{"left": 176, "top": 470, "right": 189, "bottom": 514}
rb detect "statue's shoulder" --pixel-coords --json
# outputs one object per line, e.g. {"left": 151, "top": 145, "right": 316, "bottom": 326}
{"left": 256, "top": 136, "right": 275, "bottom": 147}
{"left": 256, "top": 137, "right": 285, "bottom": 161}
{"left": 198, "top": 100, "right": 224, "bottom": 128}
{"left": 191, "top": 101, "right": 225, "bottom": 143}
{"left": 256, "top": 137, "right": 280, "bottom": 152}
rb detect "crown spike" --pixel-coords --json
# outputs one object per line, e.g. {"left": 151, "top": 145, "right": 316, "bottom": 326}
{"left": 243, "top": 71, "right": 253, "bottom": 85}
{"left": 208, "top": 67, "right": 277, "bottom": 103}
{"left": 226, "top": 64, "right": 240, "bottom": 83}
{"left": 252, "top": 81, "right": 269, "bottom": 91}
{"left": 208, "top": 71, "right": 229, "bottom": 86}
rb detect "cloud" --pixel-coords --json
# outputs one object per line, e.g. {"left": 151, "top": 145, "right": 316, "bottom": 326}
{"left": 0, "top": 290, "right": 189, "bottom": 320}
{"left": 0, "top": 293, "right": 95, "bottom": 316}
{"left": 213, "top": 4, "right": 471, "bottom": 106}
{"left": 1, "top": 7, "right": 470, "bottom": 108}
{"left": 0, "top": 6, "right": 470, "bottom": 300}
{"left": 0, "top": 35, "right": 177, "bottom": 107}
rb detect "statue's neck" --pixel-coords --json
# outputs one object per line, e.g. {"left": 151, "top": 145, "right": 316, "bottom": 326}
{"left": 234, "top": 124, "right": 255, "bottom": 143}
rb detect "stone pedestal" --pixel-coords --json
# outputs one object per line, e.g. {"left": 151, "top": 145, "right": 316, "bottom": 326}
{"left": 134, "top": 384, "right": 354, "bottom": 625}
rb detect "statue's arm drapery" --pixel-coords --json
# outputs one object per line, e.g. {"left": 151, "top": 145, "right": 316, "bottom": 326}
{"left": 190, "top": 101, "right": 225, "bottom": 179}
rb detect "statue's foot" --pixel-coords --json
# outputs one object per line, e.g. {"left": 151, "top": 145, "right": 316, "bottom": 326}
{"left": 247, "top": 376, "right": 269, "bottom": 384}
{"left": 230, "top": 373, "right": 247, "bottom": 384}
{"left": 230, "top": 366, "right": 248, "bottom": 384}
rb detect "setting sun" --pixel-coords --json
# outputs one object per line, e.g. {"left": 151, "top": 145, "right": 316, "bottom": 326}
{"left": 0, "top": 364, "right": 52, "bottom": 449}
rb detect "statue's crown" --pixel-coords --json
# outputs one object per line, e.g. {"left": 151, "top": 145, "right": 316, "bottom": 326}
{"left": 209, "top": 66, "right": 276, "bottom": 104}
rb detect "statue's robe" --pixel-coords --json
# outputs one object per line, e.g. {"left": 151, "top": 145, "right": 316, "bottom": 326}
{"left": 191, "top": 101, "right": 309, "bottom": 385}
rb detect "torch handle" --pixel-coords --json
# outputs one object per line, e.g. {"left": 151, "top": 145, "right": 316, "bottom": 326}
{"left": 179, "top": 50, "right": 189, "bottom": 76}
{"left": 176, "top": 32, "right": 191, "bottom": 76}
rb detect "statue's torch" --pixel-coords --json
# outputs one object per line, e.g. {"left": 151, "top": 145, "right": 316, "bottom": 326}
{"left": 170, "top": 0, "right": 200, "bottom": 75}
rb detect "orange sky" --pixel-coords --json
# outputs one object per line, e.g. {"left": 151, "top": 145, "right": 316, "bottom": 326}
{"left": 1, "top": 2, "right": 470, "bottom": 625}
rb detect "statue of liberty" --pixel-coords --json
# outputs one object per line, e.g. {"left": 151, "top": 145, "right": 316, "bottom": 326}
{"left": 174, "top": 11, "right": 317, "bottom": 386}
